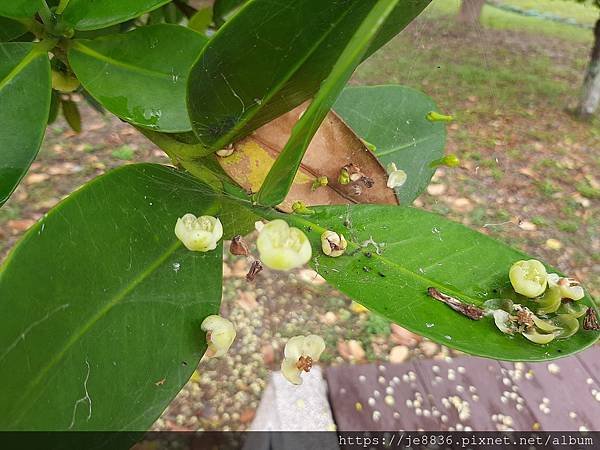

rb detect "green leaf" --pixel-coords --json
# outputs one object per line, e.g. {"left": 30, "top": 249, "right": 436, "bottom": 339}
{"left": 61, "top": 98, "right": 82, "bottom": 132}
{"left": 280, "top": 205, "right": 599, "bottom": 361}
{"left": 256, "top": 0, "right": 401, "bottom": 206}
{"left": 69, "top": 24, "right": 208, "bottom": 132}
{"left": 0, "top": 1, "right": 42, "bottom": 19}
{"left": 187, "top": 0, "right": 430, "bottom": 151}
{"left": 188, "top": 7, "right": 213, "bottom": 33}
{"left": 0, "top": 164, "right": 223, "bottom": 430}
{"left": 212, "top": 0, "right": 246, "bottom": 26}
{"left": 334, "top": 85, "right": 446, "bottom": 204}
{"left": 0, "top": 42, "right": 52, "bottom": 207}
{"left": 60, "top": 0, "right": 170, "bottom": 31}
{"left": 0, "top": 17, "right": 27, "bottom": 41}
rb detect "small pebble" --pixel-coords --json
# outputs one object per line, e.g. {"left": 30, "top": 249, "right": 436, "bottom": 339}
{"left": 547, "top": 363, "right": 560, "bottom": 374}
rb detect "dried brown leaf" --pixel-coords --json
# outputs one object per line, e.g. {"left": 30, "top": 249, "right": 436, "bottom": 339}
{"left": 218, "top": 102, "right": 398, "bottom": 212}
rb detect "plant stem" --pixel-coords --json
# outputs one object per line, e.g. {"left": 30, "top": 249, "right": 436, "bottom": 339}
{"left": 56, "top": 0, "right": 71, "bottom": 14}
{"left": 17, "top": 18, "right": 46, "bottom": 39}
{"left": 38, "top": 1, "right": 53, "bottom": 26}
{"left": 35, "top": 38, "right": 59, "bottom": 54}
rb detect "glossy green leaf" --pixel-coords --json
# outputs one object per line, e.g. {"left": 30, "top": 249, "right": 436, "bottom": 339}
{"left": 0, "top": 164, "right": 224, "bottom": 430}
{"left": 60, "top": 0, "right": 170, "bottom": 30}
{"left": 334, "top": 85, "right": 446, "bottom": 204}
{"left": 0, "top": 17, "right": 27, "bottom": 41}
{"left": 187, "top": 0, "right": 430, "bottom": 151}
{"left": 0, "top": 1, "right": 42, "bottom": 19}
{"left": 280, "top": 205, "right": 599, "bottom": 361}
{"left": 69, "top": 25, "right": 208, "bottom": 132}
{"left": 0, "top": 42, "right": 52, "bottom": 207}
{"left": 256, "top": 0, "right": 400, "bottom": 206}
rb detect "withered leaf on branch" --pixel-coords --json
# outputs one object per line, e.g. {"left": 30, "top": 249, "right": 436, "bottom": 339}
{"left": 217, "top": 102, "right": 398, "bottom": 212}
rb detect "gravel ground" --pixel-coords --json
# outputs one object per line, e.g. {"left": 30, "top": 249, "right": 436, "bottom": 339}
{"left": 152, "top": 246, "right": 458, "bottom": 431}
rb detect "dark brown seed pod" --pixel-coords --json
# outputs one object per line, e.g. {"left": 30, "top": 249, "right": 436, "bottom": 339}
{"left": 230, "top": 235, "right": 249, "bottom": 256}
{"left": 583, "top": 307, "right": 600, "bottom": 331}
{"left": 246, "top": 259, "right": 263, "bottom": 282}
{"left": 427, "top": 287, "right": 485, "bottom": 320}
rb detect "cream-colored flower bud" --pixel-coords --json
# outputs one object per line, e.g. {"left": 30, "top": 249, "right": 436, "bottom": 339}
{"left": 321, "top": 230, "right": 347, "bottom": 257}
{"left": 281, "top": 335, "right": 325, "bottom": 385}
{"left": 386, "top": 163, "right": 407, "bottom": 189}
{"left": 175, "top": 213, "right": 223, "bottom": 252}
{"left": 547, "top": 273, "right": 584, "bottom": 300}
{"left": 216, "top": 144, "right": 234, "bottom": 157}
{"left": 201, "top": 315, "right": 236, "bottom": 358}
{"left": 256, "top": 219, "right": 312, "bottom": 271}
{"left": 509, "top": 259, "right": 547, "bottom": 298}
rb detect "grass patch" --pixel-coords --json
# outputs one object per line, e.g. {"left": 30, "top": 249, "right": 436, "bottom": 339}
{"left": 111, "top": 145, "right": 135, "bottom": 161}
{"left": 424, "top": 0, "right": 596, "bottom": 43}
{"left": 576, "top": 181, "right": 600, "bottom": 199}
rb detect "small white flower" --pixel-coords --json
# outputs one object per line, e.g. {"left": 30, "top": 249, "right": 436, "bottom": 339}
{"left": 256, "top": 219, "right": 312, "bottom": 271}
{"left": 547, "top": 273, "right": 584, "bottom": 300}
{"left": 281, "top": 335, "right": 325, "bottom": 385}
{"left": 509, "top": 259, "right": 547, "bottom": 298}
{"left": 201, "top": 315, "right": 236, "bottom": 358}
{"left": 175, "top": 214, "right": 223, "bottom": 252}
{"left": 386, "top": 163, "right": 407, "bottom": 189}
{"left": 321, "top": 230, "right": 347, "bottom": 257}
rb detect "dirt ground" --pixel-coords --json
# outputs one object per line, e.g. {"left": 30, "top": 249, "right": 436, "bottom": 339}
{"left": 1, "top": 14, "right": 598, "bottom": 431}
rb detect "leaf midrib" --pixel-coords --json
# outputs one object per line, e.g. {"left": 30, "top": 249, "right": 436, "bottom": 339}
{"left": 10, "top": 239, "right": 182, "bottom": 427}
{"left": 375, "top": 133, "right": 442, "bottom": 157}
{"left": 0, "top": 45, "right": 42, "bottom": 93}
{"left": 283, "top": 210, "right": 483, "bottom": 306}
{"left": 71, "top": 41, "right": 174, "bottom": 81}
{"left": 250, "top": 134, "right": 359, "bottom": 205}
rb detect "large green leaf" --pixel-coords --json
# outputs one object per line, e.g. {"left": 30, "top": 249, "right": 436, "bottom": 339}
{"left": 334, "top": 85, "right": 446, "bottom": 205}
{"left": 0, "top": 164, "right": 223, "bottom": 430}
{"left": 0, "top": 42, "right": 51, "bottom": 207}
{"left": 280, "top": 205, "right": 599, "bottom": 361}
{"left": 0, "top": 0, "right": 42, "bottom": 19}
{"left": 60, "top": 0, "right": 170, "bottom": 30}
{"left": 69, "top": 25, "right": 208, "bottom": 132}
{"left": 256, "top": 0, "right": 400, "bottom": 206}
{"left": 0, "top": 17, "right": 27, "bottom": 41}
{"left": 187, "top": 0, "right": 430, "bottom": 151}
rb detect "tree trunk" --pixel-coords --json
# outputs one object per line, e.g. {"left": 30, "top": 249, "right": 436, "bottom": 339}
{"left": 458, "top": 0, "right": 485, "bottom": 25}
{"left": 578, "top": 18, "right": 600, "bottom": 118}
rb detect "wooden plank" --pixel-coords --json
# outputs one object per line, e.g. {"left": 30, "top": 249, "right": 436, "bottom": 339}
{"left": 325, "top": 346, "right": 600, "bottom": 431}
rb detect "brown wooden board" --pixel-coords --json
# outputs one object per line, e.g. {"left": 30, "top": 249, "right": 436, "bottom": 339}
{"left": 325, "top": 346, "right": 600, "bottom": 431}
